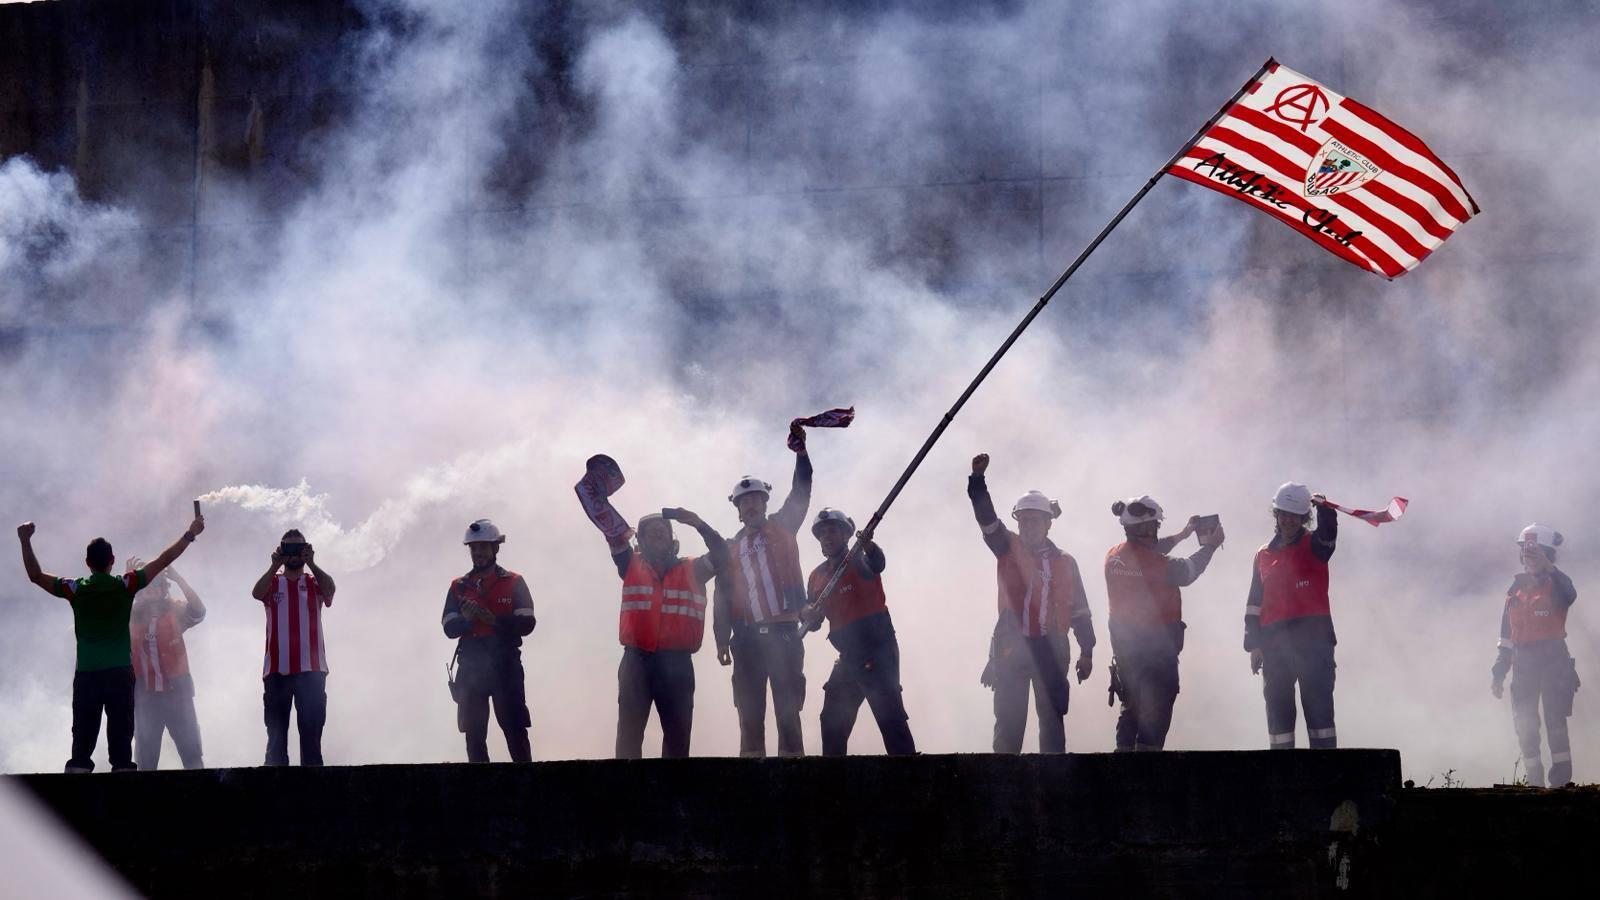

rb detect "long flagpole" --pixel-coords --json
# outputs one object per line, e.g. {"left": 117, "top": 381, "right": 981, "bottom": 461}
{"left": 805, "top": 58, "right": 1277, "bottom": 624}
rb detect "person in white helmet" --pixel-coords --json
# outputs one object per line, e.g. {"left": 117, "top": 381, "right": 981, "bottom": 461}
{"left": 799, "top": 508, "right": 915, "bottom": 756}
{"left": 968, "top": 453, "right": 1095, "bottom": 754}
{"left": 1491, "top": 524, "right": 1580, "bottom": 786}
{"left": 441, "top": 519, "right": 536, "bottom": 763}
{"left": 712, "top": 431, "right": 813, "bottom": 757}
{"left": 1103, "top": 496, "right": 1224, "bottom": 751}
{"left": 1243, "top": 482, "right": 1338, "bottom": 749}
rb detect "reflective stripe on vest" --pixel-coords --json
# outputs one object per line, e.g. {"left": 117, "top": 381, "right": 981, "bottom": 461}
{"left": 1506, "top": 574, "right": 1568, "bottom": 645}
{"left": 620, "top": 555, "right": 708, "bottom": 652}
{"left": 1104, "top": 541, "right": 1182, "bottom": 627}
{"left": 1255, "top": 533, "right": 1330, "bottom": 627}
{"left": 997, "top": 539, "right": 1078, "bottom": 638}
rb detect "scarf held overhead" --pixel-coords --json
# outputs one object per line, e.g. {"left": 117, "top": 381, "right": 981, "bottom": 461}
{"left": 788, "top": 407, "right": 855, "bottom": 451}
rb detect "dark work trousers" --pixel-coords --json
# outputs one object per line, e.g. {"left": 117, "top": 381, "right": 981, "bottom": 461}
{"left": 991, "top": 633, "right": 1071, "bottom": 754}
{"left": 134, "top": 675, "right": 204, "bottom": 770}
{"left": 820, "top": 613, "right": 915, "bottom": 756}
{"left": 1260, "top": 616, "right": 1337, "bottom": 749}
{"left": 455, "top": 646, "right": 532, "bottom": 763}
{"left": 1112, "top": 621, "right": 1184, "bottom": 752}
{"left": 67, "top": 666, "right": 136, "bottom": 772}
{"left": 1510, "top": 638, "right": 1579, "bottom": 787}
{"left": 616, "top": 647, "right": 696, "bottom": 759}
{"left": 263, "top": 671, "right": 327, "bottom": 766}
{"left": 731, "top": 622, "right": 806, "bottom": 757}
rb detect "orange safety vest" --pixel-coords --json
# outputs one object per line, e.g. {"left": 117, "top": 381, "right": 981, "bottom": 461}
{"left": 1506, "top": 573, "right": 1568, "bottom": 645}
{"left": 130, "top": 610, "right": 190, "bottom": 691}
{"left": 1256, "top": 532, "right": 1331, "bottom": 627}
{"left": 730, "top": 520, "right": 804, "bottom": 624}
{"left": 451, "top": 569, "right": 525, "bottom": 640}
{"left": 620, "top": 555, "right": 708, "bottom": 652}
{"left": 808, "top": 557, "right": 888, "bottom": 632}
{"left": 1104, "top": 541, "right": 1182, "bottom": 627}
{"left": 997, "top": 538, "right": 1082, "bottom": 638}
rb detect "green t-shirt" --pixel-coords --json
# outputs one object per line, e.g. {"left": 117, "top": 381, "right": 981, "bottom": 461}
{"left": 52, "top": 570, "right": 148, "bottom": 671}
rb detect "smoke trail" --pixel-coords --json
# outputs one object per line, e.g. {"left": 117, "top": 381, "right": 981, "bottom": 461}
{"left": 199, "top": 439, "right": 534, "bottom": 570}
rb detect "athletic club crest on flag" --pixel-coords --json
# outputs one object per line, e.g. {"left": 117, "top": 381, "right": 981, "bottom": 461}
{"left": 1305, "top": 139, "right": 1380, "bottom": 197}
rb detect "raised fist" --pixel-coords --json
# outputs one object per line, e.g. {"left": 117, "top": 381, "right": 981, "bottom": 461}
{"left": 971, "top": 453, "right": 990, "bottom": 475}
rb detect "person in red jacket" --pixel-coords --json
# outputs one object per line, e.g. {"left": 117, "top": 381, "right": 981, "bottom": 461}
{"left": 442, "top": 519, "right": 536, "bottom": 763}
{"left": 968, "top": 453, "right": 1095, "bottom": 754}
{"left": 1103, "top": 496, "right": 1224, "bottom": 752}
{"left": 128, "top": 561, "right": 207, "bottom": 770}
{"left": 1491, "top": 524, "right": 1580, "bottom": 787}
{"left": 601, "top": 506, "right": 727, "bottom": 759}
{"left": 800, "top": 508, "right": 915, "bottom": 756}
{"left": 1243, "top": 482, "right": 1337, "bottom": 749}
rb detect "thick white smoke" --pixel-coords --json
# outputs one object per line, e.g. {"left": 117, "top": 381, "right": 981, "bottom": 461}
{"left": 0, "top": 0, "right": 1595, "bottom": 786}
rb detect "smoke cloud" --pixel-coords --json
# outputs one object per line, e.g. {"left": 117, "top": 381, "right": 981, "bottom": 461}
{"left": 0, "top": 0, "right": 1595, "bottom": 786}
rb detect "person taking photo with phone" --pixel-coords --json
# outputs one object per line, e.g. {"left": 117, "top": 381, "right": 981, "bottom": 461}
{"left": 16, "top": 509, "right": 204, "bottom": 772}
{"left": 1103, "top": 497, "right": 1224, "bottom": 752}
{"left": 250, "top": 529, "right": 336, "bottom": 766}
{"left": 442, "top": 519, "right": 536, "bottom": 763}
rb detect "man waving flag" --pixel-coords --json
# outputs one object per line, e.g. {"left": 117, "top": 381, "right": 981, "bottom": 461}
{"left": 1168, "top": 59, "right": 1478, "bottom": 278}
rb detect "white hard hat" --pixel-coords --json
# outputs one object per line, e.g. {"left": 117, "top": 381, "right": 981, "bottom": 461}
{"left": 729, "top": 476, "right": 773, "bottom": 504}
{"left": 1011, "top": 491, "right": 1061, "bottom": 520}
{"left": 811, "top": 508, "right": 855, "bottom": 536}
{"left": 1115, "top": 495, "right": 1164, "bottom": 526}
{"left": 637, "top": 512, "right": 672, "bottom": 533}
{"left": 1271, "top": 482, "right": 1313, "bottom": 516}
{"left": 463, "top": 519, "right": 505, "bottom": 545}
{"left": 1517, "top": 523, "right": 1564, "bottom": 551}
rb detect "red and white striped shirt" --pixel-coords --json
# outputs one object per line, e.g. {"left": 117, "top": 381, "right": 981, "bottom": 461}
{"left": 259, "top": 573, "right": 331, "bottom": 676}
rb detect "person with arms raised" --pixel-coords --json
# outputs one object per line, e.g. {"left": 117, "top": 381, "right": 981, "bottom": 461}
{"left": 967, "top": 453, "right": 1095, "bottom": 754}
{"left": 17, "top": 509, "right": 204, "bottom": 772}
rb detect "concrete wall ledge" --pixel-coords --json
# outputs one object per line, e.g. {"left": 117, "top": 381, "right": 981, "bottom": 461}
{"left": 15, "top": 750, "right": 1413, "bottom": 898}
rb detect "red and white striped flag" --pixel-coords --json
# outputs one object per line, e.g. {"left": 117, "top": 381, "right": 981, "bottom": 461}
{"left": 1318, "top": 496, "right": 1409, "bottom": 527}
{"left": 1168, "top": 59, "right": 1478, "bottom": 278}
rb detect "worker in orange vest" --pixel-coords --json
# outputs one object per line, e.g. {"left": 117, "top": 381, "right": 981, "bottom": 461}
{"left": 127, "top": 560, "right": 207, "bottom": 769}
{"left": 968, "top": 453, "right": 1095, "bottom": 753}
{"left": 713, "top": 435, "right": 813, "bottom": 757}
{"left": 442, "top": 519, "right": 536, "bottom": 763}
{"left": 800, "top": 508, "right": 915, "bottom": 756}
{"left": 1244, "top": 482, "right": 1338, "bottom": 749}
{"left": 1102, "top": 497, "right": 1223, "bottom": 751}
{"left": 602, "top": 506, "right": 728, "bottom": 759}
{"left": 1492, "top": 524, "right": 1580, "bottom": 787}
